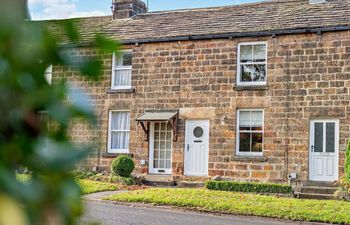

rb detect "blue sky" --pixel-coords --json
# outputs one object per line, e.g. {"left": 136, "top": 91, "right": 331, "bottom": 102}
{"left": 29, "top": 0, "right": 264, "bottom": 20}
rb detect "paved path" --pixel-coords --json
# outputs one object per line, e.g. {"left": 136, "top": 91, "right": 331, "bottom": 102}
{"left": 82, "top": 201, "right": 327, "bottom": 225}
{"left": 83, "top": 190, "right": 127, "bottom": 201}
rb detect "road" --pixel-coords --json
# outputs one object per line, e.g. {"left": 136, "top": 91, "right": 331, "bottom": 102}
{"left": 82, "top": 201, "right": 326, "bottom": 225}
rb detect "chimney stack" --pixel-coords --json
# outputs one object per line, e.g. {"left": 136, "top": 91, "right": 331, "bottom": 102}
{"left": 112, "top": 0, "right": 147, "bottom": 19}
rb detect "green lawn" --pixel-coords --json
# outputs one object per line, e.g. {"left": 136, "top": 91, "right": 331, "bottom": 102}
{"left": 105, "top": 188, "right": 350, "bottom": 224}
{"left": 17, "top": 174, "right": 118, "bottom": 195}
{"left": 78, "top": 179, "right": 119, "bottom": 195}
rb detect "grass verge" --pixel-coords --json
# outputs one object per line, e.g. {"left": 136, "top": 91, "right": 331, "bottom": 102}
{"left": 78, "top": 179, "right": 119, "bottom": 195}
{"left": 17, "top": 174, "right": 119, "bottom": 195}
{"left": 105, "top": 188, "right": 350, "bottom": 224}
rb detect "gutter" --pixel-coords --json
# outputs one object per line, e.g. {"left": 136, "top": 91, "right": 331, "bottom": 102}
{"left": 60, "top": 24, "right": 350, "bottom": 48}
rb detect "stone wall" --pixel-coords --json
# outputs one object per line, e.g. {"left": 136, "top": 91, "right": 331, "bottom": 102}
{"left": 53, "top": 30, "right": 350, "bottom": 183}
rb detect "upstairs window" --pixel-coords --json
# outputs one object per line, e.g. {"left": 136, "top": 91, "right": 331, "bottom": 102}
{"left": 108, "top": 111, "right": 131, "bottom": 153}
{"left": 237, "top": 42, "right": 267, "bottom": 86}
{"left": 236, "top": 109, "right": 264, "bottom": 156}
{"left": 112, "top": 50, "right": 132, "bottom": 90}
{"left": 45, "top": 65, "right": 52, "bottom": 85}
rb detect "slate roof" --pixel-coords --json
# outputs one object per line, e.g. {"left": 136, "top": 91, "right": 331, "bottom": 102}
{"left": 40, "top": 0, "right": 350, "bottom": 45}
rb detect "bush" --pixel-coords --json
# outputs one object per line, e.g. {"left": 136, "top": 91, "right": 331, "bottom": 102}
{"left": 111, "top": 155, "right": 135, "bottom": 177}
{"left": 345, "top": 141, "right": 350, "bottom": 182}
{"left": 206, "top": 181, "right": 292, "bottom": 194}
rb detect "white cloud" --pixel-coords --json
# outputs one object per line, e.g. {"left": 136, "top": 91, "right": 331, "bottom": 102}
{"left": 29, "top": 0, "right": 108, "bottom": 20}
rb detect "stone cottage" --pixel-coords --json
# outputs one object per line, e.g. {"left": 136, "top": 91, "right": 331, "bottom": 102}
{"left": 47, "top": 0, "right": 350, "bottom": 190}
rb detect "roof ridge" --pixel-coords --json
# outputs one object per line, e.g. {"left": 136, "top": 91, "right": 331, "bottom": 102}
{"left": 31, "top": 15, "right": 112, "bottom": 22}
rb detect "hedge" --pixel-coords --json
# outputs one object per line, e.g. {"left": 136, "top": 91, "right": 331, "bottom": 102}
{"left": 345, "top": 141, "right": 350, "bottom": 182}
{"left": 206, "top": 180, "right": 292, "bottom": 194}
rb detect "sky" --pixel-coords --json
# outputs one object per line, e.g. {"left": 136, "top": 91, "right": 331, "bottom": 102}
{"left": 28, "top": 0, "right": 264, "bottom": 20}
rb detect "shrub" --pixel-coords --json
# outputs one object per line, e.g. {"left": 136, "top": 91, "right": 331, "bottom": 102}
{"left": 206, "top": 181, "right": 292, "bottom": 194}
{"left": 111, "top": 155, "right": 135, "bottom": 177}
{"left": 345, "top": 141, "right": 350, "bottom": 182}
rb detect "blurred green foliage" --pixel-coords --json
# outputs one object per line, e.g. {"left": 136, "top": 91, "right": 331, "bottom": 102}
{"left": 0, "top": 0, "right": 119, "bottom": 225}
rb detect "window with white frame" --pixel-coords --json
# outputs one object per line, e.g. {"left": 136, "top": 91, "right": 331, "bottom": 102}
{"left": 237, "top": 42, "right": 267, "bottom": 86}
{"left": 112, "top": 51, "right": 132, "bottom": 89}
{"left": 236, "top": 109, "right": 264, "bottom": 156}
{"left": 45, "top": 65, "right": 52, "bottom": 85}
{"left": 108, "top": 111, "right": 131, "bottom": 153}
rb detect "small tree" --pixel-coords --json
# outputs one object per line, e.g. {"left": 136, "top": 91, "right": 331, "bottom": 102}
{"left": 111, "top": 156, "right": 135, "bottom": 177}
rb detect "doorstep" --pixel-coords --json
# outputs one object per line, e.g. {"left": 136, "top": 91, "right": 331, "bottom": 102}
{"left": 143, "top": 174, "right": 175, "bottom": 187}
{"left": 297, "top": 181, "right": 338, "bottom": 200}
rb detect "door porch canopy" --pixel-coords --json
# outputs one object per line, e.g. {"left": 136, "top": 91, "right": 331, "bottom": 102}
{"left": 136, "top": 110, "right": 179, "bottom": 141}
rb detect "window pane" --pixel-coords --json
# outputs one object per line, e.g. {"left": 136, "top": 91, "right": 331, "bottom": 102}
{"left": 161, "top": 123, "right": 166, "bottom": 130}
{"left": 240, "top": 45, "right": 253, "bottom": 63}
{"left": 154, "top": 141, "right": 159, "bottom": 150}
{"left": 114, "top": 69, "right": 131, "bottom": 87}
{"left": 153, "top": 160, "right": 158, "bottom": 168}
{"left": 155, "top": 132, "right": 160, "bottom": 140}
{"left": 314, "top": 123, "right": 323, "bottom": 153}
{"left": 111, "top": 131, "right": 130, "bottom": 150}
{"left": 326, "top": 123, "right": 335, "bottom": 153}
{"left": 160, "top": 141, "right": 166, "bottom": 150}
{"left": 115, "top": 52, "right": 132, "bottom": 66}
{"left": 253, "top": 44, "right": 266, "bottom": 62}
{"left": 111, "top": 112, "right": 130, "bottom": 130}
{"left": 251, "top": 133, "right": 263, "bottom": 152}
{"left": 251, "top": 111, "right": 263, "bottom": 131}
{"left": 159, "top": 160, "right": 165, "bottom": 168}
{"left": 160, "top": 150, "right": 165, "bottom": 158}
{"left": 239, "top": 111, "right": 251, "bottom": 130}
{"left": 240, "top": 64, "right": 266, "bottom": 82}
{"left": 239, "top": 133, "right": 251, "bottom": 152}
{"left": 122, "top": 52, "right": 132, "bottom": 66}
{"left": 155, "top": 123, "right": 160, "bottom": 130}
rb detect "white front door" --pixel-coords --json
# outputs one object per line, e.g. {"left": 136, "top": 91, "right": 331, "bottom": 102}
{"left": 149, "top": 122, "right": 172, "bottom": 174}
{"left": 184, "top": 120, "right": 209, "bottom": 176}
{"left": 309, "top": 119, "right": 339, "bottom": 182}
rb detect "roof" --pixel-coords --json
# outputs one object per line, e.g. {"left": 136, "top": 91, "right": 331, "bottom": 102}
{"left": 39, "top": 0, "right": 350, "bottom": 45}
{"left": 136, "top": 111, "right": 178, "bottom": 121}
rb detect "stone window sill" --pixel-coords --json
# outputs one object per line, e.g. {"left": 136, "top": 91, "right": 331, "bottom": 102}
{"left": 231, "top": 155, "right": 267, "bottom": 162}
{"left": 101, "top": 153, "right": 133, "bottom": 158}
{"left": 234, "top": 85, "right": 269, "bottom": 91}
{"left": 106, "top": 88, "right": 135, "bottom": 94}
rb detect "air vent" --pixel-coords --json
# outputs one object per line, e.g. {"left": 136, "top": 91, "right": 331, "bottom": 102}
{"left": 310, "top": 0, "right": 326, "bottom": 4}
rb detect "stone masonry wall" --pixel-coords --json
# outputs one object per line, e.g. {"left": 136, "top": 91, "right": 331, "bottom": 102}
{"left": 53, "top": 30, "right": 350, "bottom": 183}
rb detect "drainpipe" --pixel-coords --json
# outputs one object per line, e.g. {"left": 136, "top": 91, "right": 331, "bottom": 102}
{"left": 284, "top": 45, "right": 292, "bottom": 182}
